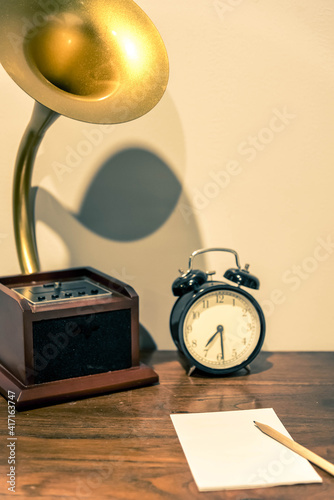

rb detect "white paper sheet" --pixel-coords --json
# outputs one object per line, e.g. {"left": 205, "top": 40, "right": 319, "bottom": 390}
{"left": 170, "top": 408, "right": 322, "bottom": 491}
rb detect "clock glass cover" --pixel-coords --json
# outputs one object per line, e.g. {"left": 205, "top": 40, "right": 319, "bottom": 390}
{"left": 182, "top": 289, "right": 262, "bottom": 370}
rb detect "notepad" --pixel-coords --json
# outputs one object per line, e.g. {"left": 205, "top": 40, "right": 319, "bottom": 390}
{"left": 170, "top": 408, "right": 322, "bottom": 491}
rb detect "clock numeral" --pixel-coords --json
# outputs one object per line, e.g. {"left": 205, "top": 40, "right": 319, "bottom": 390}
{"left": 242, "top": 308, "right": 247, "bottom": 316}
{"left": 203, "top": 349, "right": 209, "bottom": 357}
{"left": 217, "top": 353, "right": 223, "bottom": 361}
{"left": 186, "top": 325, "right": 192, "bottom": 332}
{"left": 202, "top": 300, "right": 209, "bottom": 309}
{"left": 216, "top": 293, "right": 224, "bottom": 303}
{"left": 233, "top": 299, "right": 235, "bottom": 306}
{"left": 193, "top": 312, "right": 200, "bottom": 320}
{"left": 243, "top": 337, "right": 247, "bottom": 345}
{"left": 191, "top": 339, "right": 197, "bottom": 347}
{"left": 232, "top": 349, "right": 237, "bottom": 358}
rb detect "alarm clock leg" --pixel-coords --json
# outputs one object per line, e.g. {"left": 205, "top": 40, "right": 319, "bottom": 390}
{"left": 187, "top": 366, "right": 196, "bottom": 377}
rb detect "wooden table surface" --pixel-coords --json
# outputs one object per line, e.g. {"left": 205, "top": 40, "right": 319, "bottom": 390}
{"left": 0, "top": 351, "right": 333, "bottom": 499}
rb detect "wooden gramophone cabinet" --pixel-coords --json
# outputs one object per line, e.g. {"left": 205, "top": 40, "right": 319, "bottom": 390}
{"left": 0, "top": 267, "right": 158, "bottom": 410}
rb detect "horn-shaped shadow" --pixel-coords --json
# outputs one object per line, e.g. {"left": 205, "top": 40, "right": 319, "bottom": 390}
{"left": 75, "top": 147, "right": 182, "bottom": 241}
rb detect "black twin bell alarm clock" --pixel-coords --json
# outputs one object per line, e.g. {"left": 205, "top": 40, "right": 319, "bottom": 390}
{"left": 170, "top": 248, "right": 265, "bottom": 375}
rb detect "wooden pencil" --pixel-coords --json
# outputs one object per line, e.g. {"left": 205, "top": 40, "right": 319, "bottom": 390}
{"left": 254, "top": 421, "right": 334, "bottom": 477}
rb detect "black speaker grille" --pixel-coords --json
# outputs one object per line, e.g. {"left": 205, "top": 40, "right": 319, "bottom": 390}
{"left": 32, "top": 309, "right": 132, "bottom": 384}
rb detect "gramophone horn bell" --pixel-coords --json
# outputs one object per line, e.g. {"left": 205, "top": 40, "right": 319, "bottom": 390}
{"left": 0, "top": 0, "right": 169, "bottom": 124}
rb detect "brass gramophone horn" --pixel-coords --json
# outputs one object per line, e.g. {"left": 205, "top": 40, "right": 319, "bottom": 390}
{"left": 0, "top": 0, "right": 169, "bottom": 274}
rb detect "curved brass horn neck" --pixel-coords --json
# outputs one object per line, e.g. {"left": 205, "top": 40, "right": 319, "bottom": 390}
{"left": 13, "top": 102, "right": 59, "bottom": 274}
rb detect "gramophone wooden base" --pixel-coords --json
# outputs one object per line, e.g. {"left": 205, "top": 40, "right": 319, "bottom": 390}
{"left": 0, "top": 362, "right": 158, "bottom": 411}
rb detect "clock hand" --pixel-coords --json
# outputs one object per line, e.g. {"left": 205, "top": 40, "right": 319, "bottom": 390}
{"left": 205, "top": 329, "right": 219, "bottom": 347}
{"left": 218, "top": 325, "right": 224, "bottom": 360}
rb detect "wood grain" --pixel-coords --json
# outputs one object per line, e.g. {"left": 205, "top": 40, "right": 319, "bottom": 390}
{"left": 0, "top": 351, "right": 333, "bottom": 499}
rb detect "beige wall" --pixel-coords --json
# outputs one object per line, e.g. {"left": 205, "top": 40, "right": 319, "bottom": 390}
{"left": 1, "top": 0, "right": 334, "bottom": 350}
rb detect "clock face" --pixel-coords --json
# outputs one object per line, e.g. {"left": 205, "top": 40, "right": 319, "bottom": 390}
{"left": 182, "top": 288, "right": 263, "bottom": 372}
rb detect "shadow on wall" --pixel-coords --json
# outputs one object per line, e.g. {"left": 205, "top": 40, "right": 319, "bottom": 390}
{"left": 35, "top": 147, "right": 204, "bottom": 349}
{"left": 77, "top": 147, "right": 182, "bottom": 241}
